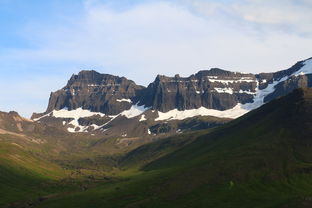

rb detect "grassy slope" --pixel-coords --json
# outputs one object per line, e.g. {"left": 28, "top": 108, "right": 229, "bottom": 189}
{"left": 0, "top": 134, "right": 67, "bottom": 207}
{"left": 34, "top": 88, "right": 312, "bottom": 208}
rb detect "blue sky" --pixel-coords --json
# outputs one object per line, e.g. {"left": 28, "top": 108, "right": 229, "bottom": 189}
{"left": 0, "top": 0, "right": 312, "bottom": 117}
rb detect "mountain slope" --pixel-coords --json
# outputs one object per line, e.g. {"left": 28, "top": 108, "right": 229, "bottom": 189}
{"left": 145, "top": 87, "right": 312, "bottom": 170}
{"left": 138, "top": 88, "right": 312, "bottom": 207}
{"left": 29, "top": 88, "right": 312, "bottom": 208}
{"left": 0, "top": 136, "right": 65, "bottom": 207}
{"left": 32, "top": 58, "right": 312, "bottom": 139}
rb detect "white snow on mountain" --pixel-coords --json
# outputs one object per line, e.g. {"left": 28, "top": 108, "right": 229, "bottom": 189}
{"left": 51, "top": 108, "right": 106, "bottom": 133}
{"left": 34, "top": 103, "right": 151, "bottom": 133}
{"left": 214, "top": 87, "right": 234, "bottom": 94}
{"left": 155, "top": 59, "right": 312, "bottom": 121}
{"left": 292, "top": 59, "right": 312, "bottom": 77}
{"left": 207, "top": 76, "right": 255, "bottom": 84}
{"left": 213, "top": 88, "right": 256, "bottom": 94}
{"left": 34, "top": 58, "right": 312, "bottom": 132}
{"left": 120, "top": 103, "right": 150, "bottom": 118}
{"left": 52, "top": 108, "right": 105, "bottom": 119}
{"left": 155, "top": 78, "right": 281, "bottom": 121}
{"left": 139, "top": 114, "right": 147, "bottom": 121}
{"left": 155, "top": 104, "right": 248, "bottom": 120}
{"left": 116, "top": 98, "right": 132, "bottom": 103}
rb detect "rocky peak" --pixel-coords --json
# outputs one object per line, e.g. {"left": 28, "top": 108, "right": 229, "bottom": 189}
{"left": 8, "top": 111, "right": 21, "bottom": 117}
{"left": 31, "top": 57, "right": 312, "bottom": 136}
{"left": 36, "top": 57, "right": 312, "bottom": 119}
{"left": 68, "top": 70, "right": 102, "bottom": 84}
{"left": 45, "top": 70, "right": 144, "bottom": 115}
{"left": 196, "top": 68, "right": 231, "bottom": 77}
{"left": 66, "top": 70, "right": 133, "bottom": 88}
{"left": 0, "top": 110, "right": 36, "bottom": 133}
{"left": 195, "top": 68, "right": 254, "bottom": 78}
{"left": 138, "top": 68, "right": 258, "bottom": 112}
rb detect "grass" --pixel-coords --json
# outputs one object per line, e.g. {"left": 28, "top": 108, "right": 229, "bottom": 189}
{"left": 0, "top": 140, "right": 67, "bottom": 207}
{"left": 3, "top": 88, "right": 312, "bottom": 207}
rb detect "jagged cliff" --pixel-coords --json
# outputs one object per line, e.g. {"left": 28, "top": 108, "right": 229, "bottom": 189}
{"left": 32, "top": 57, "right": 312, "bottom": 136}
{"left": 45, "top": 70, "right": 144, "bottom": 115}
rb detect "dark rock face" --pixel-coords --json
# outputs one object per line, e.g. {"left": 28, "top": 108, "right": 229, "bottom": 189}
{"left": 150, "top": 123, "right": 172, "bottom": 134}
{"left": 139, "top": 68, "right": 257, "bottom": 112}
{"left": 37, "top": 57, "right": 312, "bottom": 118}
{"left": 264, "top": 74, "right": 312, "bottom": 103}
{"left": 31, "top": 57, "right": 312, "bottom": 137}
{"left": 262, "top": 60, "right": 312, "bottom": 103}
{"left": 45, "top": 70, "right": 144, "bottom": 115}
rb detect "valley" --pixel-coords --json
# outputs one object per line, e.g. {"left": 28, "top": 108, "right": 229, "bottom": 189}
{"left": 1, "top": 58, "right": 312, "bottom": 207}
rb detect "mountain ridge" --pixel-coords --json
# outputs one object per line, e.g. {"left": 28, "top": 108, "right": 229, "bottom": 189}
{"left": 8, "top": 87, "right": 312, "bottom": 208}
{"left": 3, "top": 61, "right": 312, "bottom": 207}
{"left": 31, "top": 57, "right": 312, "bottom": 136}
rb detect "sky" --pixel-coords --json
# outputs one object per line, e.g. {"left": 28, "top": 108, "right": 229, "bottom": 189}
{"left": 0, "top": 0, "right": 312, "bottom": 117}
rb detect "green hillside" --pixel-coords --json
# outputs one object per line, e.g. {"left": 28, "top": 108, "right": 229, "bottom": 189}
{"left": 0, "top": 135, "right": 67, "bottom": 207}
{"left": 3, "top": 88, "right": 312, "bottom": 207}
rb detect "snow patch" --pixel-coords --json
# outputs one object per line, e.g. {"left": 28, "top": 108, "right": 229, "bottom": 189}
{"left": 139, "top": 114, "right": 147, "bottom": 121}
{"left": 116, "top": 98, "right": 132, "bottom": 103}
{"left": 214, "top": 88, "right": 233, "bottom": 94}
{"left": 238, "top": 90, "right": 256, "bottom": 95}
{"left": 292, "top": 59, "right": 312, "bottom": 77}
{"left": 52, "top": 108, "right": 105, "bottom": 119}
{"left": 242, "top": 59, "right": 312, "bottom": 112}
{"left": 155, "top": 104, "right": 248, "bottom": 120}
{"left": 155, "top": 73, "right": 296, "bottom": 121}
{"left": 120, "top": 103, "right": 150, "bottom": 118}
{"left": 46, "top": 108, "right": 106, "bottom": 133}
{"left": 213, "top": 88, "right": 255, "bottom": 95}
{"left": 93, "top": 115, "right": 118, "bottom": 131}
{"left": 207, "top": 76, "right": 255, "bottom": 84}
{"left": 33, "top": 112, "right": 52, "bottom": 121}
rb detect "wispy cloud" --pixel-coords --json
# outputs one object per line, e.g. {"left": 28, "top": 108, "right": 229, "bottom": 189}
{"left": 185, "top": 0, "right": 312, "bottom": 36}
{"left": 0, "top": 0, "right": 311, "bottom": 117}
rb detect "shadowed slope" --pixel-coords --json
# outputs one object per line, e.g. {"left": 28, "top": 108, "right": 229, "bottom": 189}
{"left": 36, "top": 88, "right": 312, "bottom": 208}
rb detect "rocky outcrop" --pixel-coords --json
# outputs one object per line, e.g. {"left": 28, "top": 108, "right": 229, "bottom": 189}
{"left": 0, "top": 111, "right": 37, "bottom": 133}
{"left": 45, "top": 70, "right": 144, "bottom": 115}
{"left": 31, "top": 57, "right": 312, "bottom": 136}
{"left": 139, "top": 68, "right": 257, "bottom": 112}
{"left": 262, "top": 59, "right": 312, "bottom": 102}
{"left": 38, "top": 58, "right": 312, "bottom": 118}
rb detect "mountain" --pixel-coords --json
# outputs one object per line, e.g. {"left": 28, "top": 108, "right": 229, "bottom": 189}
{"left": 2, "top": 58, "right": 312, "bottom": 207}
{"left": 13, "top": 88, "right": 312, "bottom": 208}
{"left": 32, "top": 58, "right": 312, "bottom": 138}
{"left": 0, "top": 111, "right": 50, "bottom": 140}
{"left": 138, "top": 69, "right": 257, "bottom": 112}
{"left": 130, "top": 87, "right": 312, "bottom": 207}
{"left": 44, "top": 71, "right": 144, "bottom": 115}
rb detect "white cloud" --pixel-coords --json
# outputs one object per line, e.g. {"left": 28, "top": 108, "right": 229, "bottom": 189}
{"left": 186, "top": 0, "right": 312, "bottom": 35}
{"left": 1, "top": 0, "right": 312, "bottom": 116}
{"left": 14, "top": 1, "right": 312, "bottom": 74}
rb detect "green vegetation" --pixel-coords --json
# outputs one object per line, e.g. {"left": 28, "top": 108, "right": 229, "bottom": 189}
{"left": 0, "top": 140, "right": 65, "bottom": 207}
{"left": 2, "top": 88, "right": 312, "bottom": 207}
